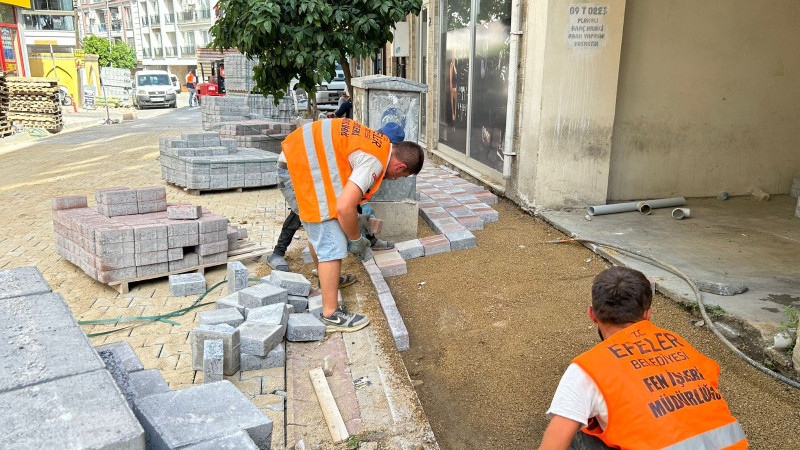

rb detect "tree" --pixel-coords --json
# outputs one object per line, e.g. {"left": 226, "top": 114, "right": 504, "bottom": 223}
{"left": 210, "top": 0, "right": 422, "bottom": 103}
{"left": 83, "top": 35, "right": 137, "bottom": 69}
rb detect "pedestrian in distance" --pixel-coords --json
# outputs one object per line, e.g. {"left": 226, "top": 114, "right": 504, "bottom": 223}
{"left": 186, "top": 70, "right": 198, "bottom": 107}
{"left": 276, "top": 118, "right": 423, "bottom": 332}
{"left": 539, "top": 266, "right": 747, "bottom": 450}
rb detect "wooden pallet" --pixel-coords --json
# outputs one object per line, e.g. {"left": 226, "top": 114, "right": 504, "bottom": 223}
{"left": 108, "top": 241, "right": 268, "bottom": 294}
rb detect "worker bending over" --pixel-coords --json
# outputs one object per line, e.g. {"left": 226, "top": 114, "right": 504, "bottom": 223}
{"left": 540, "top": 266, "right": 746, "bottom": 450}
{"left": 278, "top": 118, "right": 423, "bottom": 332}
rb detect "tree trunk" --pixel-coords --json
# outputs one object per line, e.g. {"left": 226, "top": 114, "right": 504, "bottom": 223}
{"left": 341, "top": 56, "right": 353, "bottom": 97}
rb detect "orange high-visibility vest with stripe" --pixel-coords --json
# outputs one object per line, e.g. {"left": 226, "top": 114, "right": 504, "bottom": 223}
{"left": 281, "top": 118, "right": 392, "bottom": 223}
{"left": 573, "top": 320, "right": 747, "bottom": 450}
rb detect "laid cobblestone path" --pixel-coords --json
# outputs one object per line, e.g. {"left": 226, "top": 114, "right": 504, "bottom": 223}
{"left": 0, "top": 110, "right": 291, "bottom": 436}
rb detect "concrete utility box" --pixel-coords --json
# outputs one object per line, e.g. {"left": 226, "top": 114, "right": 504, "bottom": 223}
{"left": 351, "top": 75, "right": 427, "bottom": 242}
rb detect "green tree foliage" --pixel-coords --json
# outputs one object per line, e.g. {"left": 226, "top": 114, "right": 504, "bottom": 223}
{"left": 210, "top": 0, "right": 422, "bottom": 102}
{"left": 83, "top": 35, "right": 137, "bottom": 69}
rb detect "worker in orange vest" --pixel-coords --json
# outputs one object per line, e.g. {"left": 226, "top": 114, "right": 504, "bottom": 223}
{"left": 540, "top": 266, "right": 747, "bottom": 450}
{"left": 278, "top": 118, "right": 424, "bottom": 332}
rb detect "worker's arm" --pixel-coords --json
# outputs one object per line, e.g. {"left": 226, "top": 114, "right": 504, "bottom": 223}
{"left": 539, "top": 415, "right": 582, "bottom": 450}
{"left": 336, "top": 181, "right": 364, "bottom": 240}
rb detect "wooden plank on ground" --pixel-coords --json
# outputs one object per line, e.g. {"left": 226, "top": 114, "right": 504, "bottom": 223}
{"left": 308, "top": 367, "right": 349, "bottom": 444}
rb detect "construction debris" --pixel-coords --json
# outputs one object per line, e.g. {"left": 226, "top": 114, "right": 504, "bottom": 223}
{"left": 6, "top": 76, "right": 63, "bottom": 132}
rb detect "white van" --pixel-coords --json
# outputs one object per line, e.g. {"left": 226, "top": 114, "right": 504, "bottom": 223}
{"left": 132, "top": 70, "right": 177, "bottom": 109}
{"left": 169, "top": 74, "right": 182, "bottom": 94}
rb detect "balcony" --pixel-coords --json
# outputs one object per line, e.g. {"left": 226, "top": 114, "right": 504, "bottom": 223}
{"left": 153, "top": 48, "right": 163, "bottom": 57}
{"left": 111, "top": 20, "right": 122, "bottom": 31}
{"left": 142, "top": 48, "right": 151, "bottom": 58}
{"left": 165, "top": 46, "right": 178, "bottom": 57}
{"left": 179, "top": 9, "right": 212, "bottom": 23}
{"left": 164, "top": 13, "right": 176, "bottom": 24}
{"left": 150, "top": 15, "right": 161, "bottom": 26}
{"left": 98, "top": 23, "right": 106, "bottom": 32}
{"left": 181, "top": 46, "right": 195, "bottom": 56}
{"left": 140, "top": 16, "right": 148, "bottom": 26}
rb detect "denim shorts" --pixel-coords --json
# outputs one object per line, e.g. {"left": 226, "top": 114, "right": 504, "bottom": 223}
{"left": 277, "top": 167, "right": 347, "bottom": 262}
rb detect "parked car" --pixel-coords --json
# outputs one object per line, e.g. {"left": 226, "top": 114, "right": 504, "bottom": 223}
{"left": 169, "top": 74, "right": 182, "bottom": 94}
{"left": 315, "top": 62, "right": 346, "bottom": 111}
{"left": 132, "top": 70, "right": 177, "bottom": 109}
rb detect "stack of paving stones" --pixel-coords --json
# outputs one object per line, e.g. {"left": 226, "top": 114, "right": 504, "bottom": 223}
{"left": 192, "top": 263, "right": 328, "bottom": 378}
{"left": 0, "top": 266, "right": 145, "bottom": 448}
{"left": 100, "top": 66, "right": 133, "bottom": 105}
{"left": 0, "top": 71, "right": 10, "bottom": 137}
{"left": 218, "top": 120, "right": 297, "bottom": 153}
{"left": 223, "top": 53, "right": 259, "bottom": 93}
{"left": 52, "top": 187, "right": 230, "bottom": 284}
{"left": 6, "top": 76, "right": 63, "bottom": 132}
{"left": 160, "top": 132, "right": 279, "bottom": 191}
{"left": 201, "top": 95, "right": 251, "bottom": 129}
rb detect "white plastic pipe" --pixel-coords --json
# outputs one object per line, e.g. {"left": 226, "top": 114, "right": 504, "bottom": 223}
{"left": 587, "top": 197, "right": 686, "bottom": 216}
{"left": 637, "top": 197, "right": 686, "bottom": 215}
{"left": 502, "top": 0, "right": 522, "bottom": 180}
{"left": 672, "top": 208, "right": 690, "bottom": 220}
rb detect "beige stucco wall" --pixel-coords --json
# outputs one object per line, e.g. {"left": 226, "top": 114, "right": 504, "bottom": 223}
{"left": 609, "top": 0, "right": 800, "bottom": 200}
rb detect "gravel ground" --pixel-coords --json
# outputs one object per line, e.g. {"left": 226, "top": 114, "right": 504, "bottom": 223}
{"left": 388, "top": 199, "right": 800, "bottom": 449}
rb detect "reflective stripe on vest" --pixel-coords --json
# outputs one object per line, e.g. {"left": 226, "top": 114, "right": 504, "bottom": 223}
{"left": 661, "top": 421, "right": 746, "bottom": 450}
{"left": 281, "top": 119, "right": 391, "bottom": 223}
{"left": 573, "top": 320, "right": 747, "bottom": 450}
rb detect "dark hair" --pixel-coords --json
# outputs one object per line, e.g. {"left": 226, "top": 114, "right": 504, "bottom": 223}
{"left": 591, "top": 267, "right": 652, "bottom": 324}
{"left": 392, "top": 141, "right": 425, "bottom": 175}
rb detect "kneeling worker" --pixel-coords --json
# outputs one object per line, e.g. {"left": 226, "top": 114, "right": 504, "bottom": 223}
{"left": 540, "top": 266, "right": 747, "bottom": 450}
{"left": 277, "top": 118, "right": 424, "bottom": 332}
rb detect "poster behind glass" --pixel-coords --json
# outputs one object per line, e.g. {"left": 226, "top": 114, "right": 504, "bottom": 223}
{"left": 469, "top": 2, "right": 511, "bottom": 172}
{"left": 438, "top": 0, "right": 471, "bottom": 155}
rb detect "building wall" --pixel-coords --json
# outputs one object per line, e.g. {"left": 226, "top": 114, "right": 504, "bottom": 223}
{"left": 609, "top": 0, "right": 800, "bottom": 199}
{"left": 28, "top": 52, "right": 79, "bottom": 96}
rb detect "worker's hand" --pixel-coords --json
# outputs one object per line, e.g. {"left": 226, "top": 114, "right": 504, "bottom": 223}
{"left": 347, "top": 236, "right": 370, "bottom": 260}
{"left": 357, "top": 212, "right": 371, "bottom": 235}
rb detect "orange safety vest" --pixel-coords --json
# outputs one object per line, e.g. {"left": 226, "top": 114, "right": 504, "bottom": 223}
{"left": 187, "top": 73, "right": 196, "bottom": 84}
{"left": 573, "top": 320, "right": 747, "bottom": 450}
{"left": 281, "top": 118, "right": 392, "bottom": 223}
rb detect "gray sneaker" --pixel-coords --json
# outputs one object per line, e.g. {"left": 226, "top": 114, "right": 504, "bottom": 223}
{"left": 320, "top": 308, "right": 370, "bottom": 332}
{"left": 264, "top": 252, "right": 290, "bottom": 272}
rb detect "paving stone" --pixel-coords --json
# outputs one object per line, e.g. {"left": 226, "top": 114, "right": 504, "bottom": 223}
{"left": 247, "top": 303, "right": 291, "bottom": 328}
{"left": 373, "top": 248, "right": 407, "bottom": 277}
{"left": 264, "top": 270, "right": 311, "bottom": 296}
{"left": 198, "top": 308, "right": 245, "bottom": 327}
{"left": 95, "top": 340, "right": 144, "bottom": 373}
{"left": 473, "top": 207, "right": 499, "bottom": 223}
{"left": 307, "top": 293, "right": 323, "bottom": 319}
{"left": 301, "top": 246, "right": 313, "bottom": 263}
{"left": 197, "top": 240, "right": 228, "bottom": 256}
{"left": 0, "top": 370, "right": 145, "bottom": 449}
{"left": 0, "top": 266, "right": 51, "bottom": 300}
{"left": 52, "top": 195, "right": 88, "bottom": 210}
{"left": 456, "top": 215, "right": 485, "bottom": 231}
{"left": 128, "top": 369, "right": 170, "bottom": 398}
{"left": 286, "top": 313, "right": 325, "bottom": 342}
{"left": 216, "top": 293, "right": 247, "bottom": 317}
{"left": 288, "top": 295, "right": 308, "bottom": 312}
{"left": 241, "top": 342, "right": 286, "bottom": 371}
{"left": 238, "top": 283, "right": 288, "bottom": 308}
{"left": 0, "top": 325, "right": 105, "bottom": 393}
{"left": 134, "top": 380, "right": 272, "bottom": 449}
{"left": 238, "top": 322, "right": 285, "bottom": 356}
{"left": 419, "top": 234, "right": 451, "bottom": 256}
{"left": 182, "top": 430, "right": 259, "bottom": 450}
{"left": 0, "top": 292, "right": 76, "bottom": 337}
{"left": 167, "top": 205, "right": 202, "bottom": 220}
{"left": 169, "top": 273, "right": 207, "bottom": 297}
{"left": 98, "top": 349, "right": 139, "bottom": 409}
{"left": 204, "top": 339, "right": 224, "bottom": 383}
{"left": 227, "top": 261, "right": 249, "bottom": 294}
{"left": 445, "top": 229, "right": 477, "bottom": 251}
{"left": 378, "top": 301, "right": 409, "bottom": 352}
{"left": 395, "top": 239, "right": 424, "bottom": 260}
{"left": 190, "top": 324, "right": 240, "bottom": 375}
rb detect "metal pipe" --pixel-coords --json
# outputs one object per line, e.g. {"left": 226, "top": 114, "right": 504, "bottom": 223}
{"left": 502, "top": 0, "right": 522, "bottom": 179}
{"left": 587, "top": 197, "right": 686, "bottom": 216}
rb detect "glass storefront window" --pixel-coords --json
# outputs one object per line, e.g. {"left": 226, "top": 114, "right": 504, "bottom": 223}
{"left": 31, "top": 0, "right": 74, "bottom": 11}
{"left": 23, "top": 14, "right": 75, "bottom": 31}
{"left": 438, "top": 0, "right": 511, "bottom": 173}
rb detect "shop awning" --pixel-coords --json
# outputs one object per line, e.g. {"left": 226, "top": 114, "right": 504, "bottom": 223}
{"left": 0, "top": 0, "right": 32, "bottom": 8}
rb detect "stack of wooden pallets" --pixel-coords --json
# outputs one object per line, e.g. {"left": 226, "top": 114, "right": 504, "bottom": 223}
{"left": 0, "top": 72, "right": 10, "bottom": 138}
{"left": 6, "top": 77, "right": 63, "bottom": 133}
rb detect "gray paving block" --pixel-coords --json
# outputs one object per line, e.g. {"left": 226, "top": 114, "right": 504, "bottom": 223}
{"left": 95, "top": 340, "right": 144, "bottom": 373}
{"left": 0, "top": 292, "right": 76, "bottom": 337}
{"left": 204, "top": 339, "right": 224, "bottom": 383}
{"left": 128, "top": 369, "right": 170, "bottom": 398}
{"left": 286, "top": 313, "right": 326, "bottom": 342}
{"left": 216, "top": 293, "right": 247, "bottom": 316}
{"left": 264, "top": 270, "right": 311, "bottom": 296}
{"left": 395, "top": 239, "right": 424, "bottom": 260}
{"left": 237, "top": 283, "right": 288, "bottom": 308}
{"left": 0, "top": 369, "right": 145, "bottom": 449}
{"left": 238, "top": 322, "right": 285, "bottom": 356}
{"left": 288, "top": 294, "right": 308, "bottom": 312}
{"left": 301, "top": 246, "right": 313, "bottom": 263}
{"left": 0, "top": 325, "right": 105, "bottom": 393}
{"left": 444, "top": 229, "right": 476, "bottom": 251}
{"left": 307, "top": 293, "right": 323, "bottom": 319}
{"left": 134, "top": 380, "right": 272, "bottom": 449}
{"left": 182, "top": 430, "right": 259, "bottom": 450}
{"left": 241, "top": 342, "right": 285, "bottom": 371}
{"left": 168, "top": 205, "right": 203, "bottom": 220}
{"left": 198, "top": 308, "right": 245, "bottom": 327}
{"left": 227, "top": 261, "right": 248, "bottom": 294}
{"left": 0, "top": 266, "right": 51, "bottom": 300}
{"left": 169, "top": 273, "right": 207, "bottom": 297}
{"left": 190, "top": 324, "right": 240, "bottom": 375}
{"left": 380, "top": 301, "right": 410, "bottom": 352}
{"left": 246, "top": 303, "right": 290, "bottom": 328}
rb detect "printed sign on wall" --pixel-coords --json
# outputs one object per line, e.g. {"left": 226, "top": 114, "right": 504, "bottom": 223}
{"left": 567, "top": 3, "right": 609, "bottom": 49}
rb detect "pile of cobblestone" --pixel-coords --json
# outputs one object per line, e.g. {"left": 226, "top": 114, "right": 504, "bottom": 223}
{"left": 201, "top": 94, "right": 296, "bottom": 130}
{"left": 52, "top": 188, "right": 229, "bottom": 283}
{"left": 217, "top": 120, "right": 296, "bottom": 153}
{"left": 159, "top": 132, "right": 279, "bottom": 191}
{"left": 224, "top": 53, "right": 259, "bottom": 93}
